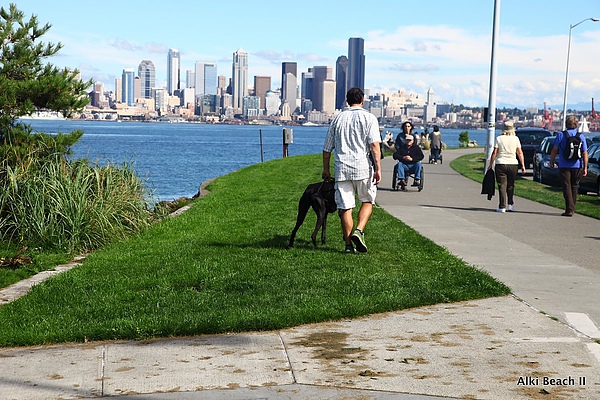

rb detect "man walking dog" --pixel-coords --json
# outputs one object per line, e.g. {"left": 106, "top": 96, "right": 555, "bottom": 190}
{"left": 322, "top": 87, "right": 381, "bottom": 253}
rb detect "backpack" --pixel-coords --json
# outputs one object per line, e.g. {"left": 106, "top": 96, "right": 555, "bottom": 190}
{"left": 562, "top": 131, "right": 582, "bottom": 161}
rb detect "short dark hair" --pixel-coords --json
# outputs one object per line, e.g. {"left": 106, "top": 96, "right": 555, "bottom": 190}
{"left": 346, "top": 87, "right": 364, "bottom": 106}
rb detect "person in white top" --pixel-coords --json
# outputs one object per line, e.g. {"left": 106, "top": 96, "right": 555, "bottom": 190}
{"left": 487, "top": 120, "right": 526, "bottom": 213}
{"left": 323, "top": 87, "right": 381, "bottom": 253}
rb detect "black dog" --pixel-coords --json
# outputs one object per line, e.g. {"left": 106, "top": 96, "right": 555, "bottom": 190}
{"left": 287, "top": 180, "right": 337, "bottom": 249}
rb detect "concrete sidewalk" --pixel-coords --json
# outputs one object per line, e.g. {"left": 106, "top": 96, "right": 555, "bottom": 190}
{"left": 1, "top": 148, "right": 600, "bottom": 400}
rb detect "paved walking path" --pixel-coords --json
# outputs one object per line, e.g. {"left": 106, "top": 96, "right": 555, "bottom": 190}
{"left": 1, "top": 147, "right": 600, "bottom": 400}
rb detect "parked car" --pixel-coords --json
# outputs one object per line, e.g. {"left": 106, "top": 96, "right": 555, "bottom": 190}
{"left": 578, "top": 142, "right": 600, "bottom": 196}
{"left": 534, "top": 133, "right": 600, "bottom": 189}
{"left": 533, "top": 136, "right": 560, "bottom": 186}
{"left": 516, "top": 128, "right": 553, "bottom": 169}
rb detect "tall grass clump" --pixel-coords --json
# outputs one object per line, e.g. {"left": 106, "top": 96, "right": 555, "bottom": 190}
{"left": 0, "top": 153, "right": 153, "bottom": 254}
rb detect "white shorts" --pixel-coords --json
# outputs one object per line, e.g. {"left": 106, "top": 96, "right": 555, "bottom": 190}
{"left": 334, "top": 179, "right": 377, "bottom": 210}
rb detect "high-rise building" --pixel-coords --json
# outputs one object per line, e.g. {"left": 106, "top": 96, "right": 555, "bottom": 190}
{"left": 254, "top": 76, "right": 271, "bottom": 110}
{"left": 301, "top": 69, "right": 313, "bottom": 112}
{"left": 194, "top": 62, "right": 217, "bottom": 96}
{"left": 311, "top": 66, "right": 333, "bottom": 112}
{"left": 217, "top": 75, "right": 227, "bottom": 96}
{"left": 265, "top": 90, "right": 281, "bottom": 116}
{"left": 424, "top": 86, "right": 436, "bottom": 122}
{"left": 167, "top": 49, "right": 180, "bottom": 95}
{"left": 281, "top": 62, "right": 297, "bottom": 113}
{"left": 186, "top": 70, "right": 195, "bottom": 89}
{"left": 232, "top": 49, "right": 248, "bottom": 111}
{"left": 114, "top": 77, "right": 122, "bottom": 104}
{"left": 347, "top": 37, "right": 365, "bottom": 91}
{"left": 138, "top": 60, "right": 155, "bottom": 99}
{"left": 335, "top": 56, "right": 348, "bottom": 110}
{"left": 121, "top": 68, "right": 135, "bottom": 106}
{"left": 322, "top": 80, "right": 336, "bottom": 115}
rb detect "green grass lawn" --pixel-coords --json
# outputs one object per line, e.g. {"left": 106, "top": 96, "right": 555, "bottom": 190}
{"left": 0, "top": 154, "right": 510, "bottom": 347}
{"left": 451, "top": 152, "right": 600, "bottom": 219}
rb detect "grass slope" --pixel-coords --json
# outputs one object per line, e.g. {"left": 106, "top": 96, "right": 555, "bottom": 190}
{"left": 0, "top": 154, "right": 510, "bottom": 347}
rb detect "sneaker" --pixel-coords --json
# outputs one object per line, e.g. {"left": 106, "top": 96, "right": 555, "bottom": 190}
{"left": 496, "top": 208, "right": 506, "bottom": 213}
{"left": 411, "top": 180, "right": 420, "bottom": 187}
{"left": 561, "top": 212, "right": 573, "bottom": 217}
{"left": 507, "top": 204, "right": 515, "bottom": 212}
{"left": 399, "top": 179, "right": 407, "bottom": 191}
{"left": 344, "top": 244, "right": 355, "bottom": 254}
{"left": 350, "top": 229, "right": 368, "bottom": 253}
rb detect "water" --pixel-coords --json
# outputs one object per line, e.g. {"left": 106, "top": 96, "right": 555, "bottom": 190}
{"left": 22, "top": 120, "right": 490, "bottom": 202}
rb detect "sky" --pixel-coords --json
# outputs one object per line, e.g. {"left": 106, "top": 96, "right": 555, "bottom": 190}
{"left": 11, "top": 0, "right": 600, "bottom": 110}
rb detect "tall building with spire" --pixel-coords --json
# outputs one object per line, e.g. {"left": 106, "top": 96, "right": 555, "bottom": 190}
{"left": 347, "top": 37, "right": 365, "bottom": 91}
{"left": 167, "top": 49, "right": 180, "bottom": 95}
{"left": 281, "top": 62, "right": 297, "bottom": 113}
{"left": 138, "top": 60, "right": 155, "bottom": 99}
{"left": 232, "top": 49, "right": 248, "bottom": 111}
{"left": 335, "top": 55, "right": 348, "bottom": 110}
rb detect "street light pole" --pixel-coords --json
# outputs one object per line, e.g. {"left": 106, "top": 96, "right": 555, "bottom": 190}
{"left": 485, "top": 0, "right": 501, "bottom": 172}
{"left": 561, "top": 17, "right": 599, "bottom": 130}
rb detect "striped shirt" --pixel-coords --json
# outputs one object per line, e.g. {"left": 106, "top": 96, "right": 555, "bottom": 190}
{"left": 323, "top": 106, "right": 381, "bottom": 181}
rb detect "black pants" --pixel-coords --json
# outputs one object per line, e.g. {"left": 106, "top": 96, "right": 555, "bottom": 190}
{"left": 495, "top": 164, "right": 518, "bottom": 209}
{"left": 559, "top": 168, "right": 581, "bottom": 214}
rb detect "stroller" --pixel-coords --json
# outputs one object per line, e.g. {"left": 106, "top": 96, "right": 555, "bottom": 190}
{"left": 429, "top": 146, "right": 443, "bottom": 164}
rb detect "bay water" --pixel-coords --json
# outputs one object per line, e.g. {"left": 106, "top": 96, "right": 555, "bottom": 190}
{"left": 23, "top": 120, "right": 489, "bottom": 202}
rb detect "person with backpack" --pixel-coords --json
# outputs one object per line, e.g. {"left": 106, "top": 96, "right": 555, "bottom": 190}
{"left": 549, "top": 116, "right": 588, "bottom": 217}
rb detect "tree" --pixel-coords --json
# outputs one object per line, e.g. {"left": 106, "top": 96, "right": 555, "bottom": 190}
{"left": 0, "top": 3, "right": 92, "bottom": 162}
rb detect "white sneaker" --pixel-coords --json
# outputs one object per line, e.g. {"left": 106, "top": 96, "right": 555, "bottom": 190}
{"left": 507, "top": 204, "right": 515, "bottom": 212}
{"left": 496, "top": 208, "right": 506, "bottom": 213}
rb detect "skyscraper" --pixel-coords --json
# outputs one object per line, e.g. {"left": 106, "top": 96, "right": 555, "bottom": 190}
{"left": 167, "top": 49, "right": 180, "bottom": 95}
{"left": 254, "top": 76, "right": 271, "bottom": 110}
{"left": 138, "top": 60, "right": 155, "bottom": 99}
{"left": 194, "top": 62, "right": 217, "bottom": 96}
{"left": 311, "top": 66, "right": 332, "bottom": 112}
{"left": 281, "top": 62, "right": 297, "bottom": 113}
{"left": 232, "top": 49, "right": 248, "bottom": 110}
{"left": 121, "top": 68, "right": 135, "bottom": 106}
{"left": 347, "top": 37, "right": 365, "bottom": 91}
{"left": 335, "top": 56, "right": 348, "bottom": 110}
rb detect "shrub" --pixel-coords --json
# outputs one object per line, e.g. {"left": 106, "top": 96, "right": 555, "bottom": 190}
{"left": 0, "top": 155, "right": 153, "bottom": 253}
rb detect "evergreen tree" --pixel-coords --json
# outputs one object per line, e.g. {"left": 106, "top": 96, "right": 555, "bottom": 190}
{"left": 0, "top": 3, "right": 92, "bottom": 163}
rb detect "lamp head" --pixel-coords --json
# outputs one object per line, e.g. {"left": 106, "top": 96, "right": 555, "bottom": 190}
{"left": 592, "top": 18, "right": 600, "bottom": 22}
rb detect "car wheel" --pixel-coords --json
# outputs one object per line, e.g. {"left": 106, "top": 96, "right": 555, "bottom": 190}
{"left": 597, "top": 180, "right": 600, "bottom": 197}
{"left": 533, "top": 167, "right": 541, "bottom": 182}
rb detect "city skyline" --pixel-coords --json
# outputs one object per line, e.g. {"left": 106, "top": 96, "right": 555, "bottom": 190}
{"left": 14, "top": 0, "right": 600, "bottom": 109}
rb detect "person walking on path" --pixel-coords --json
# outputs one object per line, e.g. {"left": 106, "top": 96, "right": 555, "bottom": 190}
{"left": 549, "top": 115, "right": 588, "bottom": 217}
{"left": 488, "top": 120, "right": 526, "bottom": 213}
{"left": 322, "top": 87, "right": 381, "bottom": 253}
{"left": 430, "top": 125, "right": 442, "bottom": 164}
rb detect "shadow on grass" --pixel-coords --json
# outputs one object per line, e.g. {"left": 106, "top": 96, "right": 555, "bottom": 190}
{"left": 206, "top": 234, "right": 342, "bottom": 253}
